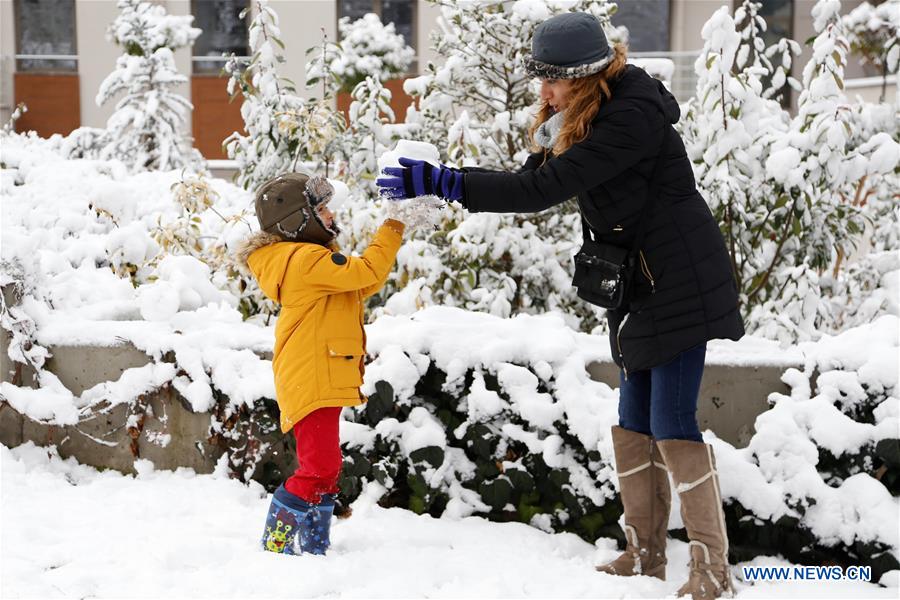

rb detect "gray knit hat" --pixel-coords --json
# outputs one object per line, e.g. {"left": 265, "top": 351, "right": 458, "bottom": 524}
{"left": 254, "top": 173, "right": 337, "bottom": 245}
{"left": 524, "top": 12, "right": 613, "bottom": 79}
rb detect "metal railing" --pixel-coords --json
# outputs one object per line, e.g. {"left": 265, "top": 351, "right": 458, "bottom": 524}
{"left": 630, "top": 50, "right": 701, "bottom": 103}
{"left": 192, "top": 55, "right": 250, "bottom": 74}
{"left": 14, "top": 53, "right": 78, "bottom": 72}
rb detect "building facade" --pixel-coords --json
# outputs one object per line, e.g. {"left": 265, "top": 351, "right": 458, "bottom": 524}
{"left": 0, "top": 0, "right": 885, "bottom": 159}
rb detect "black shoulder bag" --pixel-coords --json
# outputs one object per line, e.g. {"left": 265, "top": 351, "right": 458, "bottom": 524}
{"left": 572, "top": 130, "right": 670, "bottom": 310}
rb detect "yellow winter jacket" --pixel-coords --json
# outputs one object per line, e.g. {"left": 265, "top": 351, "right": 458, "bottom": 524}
{"left": 242, "top": 220, "right": 404, "bottom": 433}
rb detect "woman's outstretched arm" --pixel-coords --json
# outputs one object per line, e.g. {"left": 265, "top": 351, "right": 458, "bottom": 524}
{"left": 462, "top": 106, "right": 653, "bottom": 214}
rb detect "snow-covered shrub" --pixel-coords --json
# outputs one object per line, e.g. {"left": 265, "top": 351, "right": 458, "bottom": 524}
{"left": 327, "top": 310, "right": 897, "bottom": 577}
{"left": 843, "top": 0, "right": 900, "bottom": 101}
{"left": 152, "top": 173, "right": 272, "bottom": 321}
{"left": 405, "top": 0, "right": 618, "bottom": 171}
{"left": 3, "top": 102, "right": 26, "bottom": 133}
{"left": 331, "top": 309, "right": 622, "bottom": 537}
{"left": 328, "top": 0, "right": 624, "bottom": 333}
{"left": 680, "top": 0, "right": 899, "bottom": 343}
{"left": 96, "top": 0, "right": 203, "bottom": 172}
{"left": 337, "top": 197, "right": 601, "bottom": 332}
{"left": 306, "top": 13, "right": 414, "bottom": 95}
{"left": 338, "top": 77, "right": 397, "bottom": 195}
{"left": 0, "top": 259, "right": 49, "bottom": 382}
{"left": 715, "top": 316, "right": 899, "bottom": 579}
{"left": 0, "top": 130, "right": 278, "bottom": 476}
{"left": 225, "top": 1, "right": 345, "bottom": 190}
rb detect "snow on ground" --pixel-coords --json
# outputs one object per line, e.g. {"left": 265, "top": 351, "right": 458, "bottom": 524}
{"left": 1, "top": 443, "right": 894, "bottom": 599}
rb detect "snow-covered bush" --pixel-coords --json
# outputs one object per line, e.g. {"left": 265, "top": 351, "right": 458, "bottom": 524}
{"left": 225, "top": 0, "right": 345, "bottom": 190}
{"left": 306, "top": 13, "right": 415, "bottom": 95}
{"left": 3, "top": 102, "right": 26, "bottom": 133}
{"left": 331, "top": 309, "right": 621, "bottom": 535}
{"left": 340, "top": 76, "right": 397, "bottom": 195}
{"left": 336, "top": 310, "right": 898, "bottom": 577}
{"left": 843, "top": 0, "right": 900, "bottom": 101}
{"left": 715, "top": 316, "right": 900, "bottom": 579}
{"left": 0, "top": 129, "right": 278, "bottom": 479}
{"left": 154, "top": 173, "right": 272, "bottom": 321}
{"left": 327, "top": 0, "right": 625, "bottom": 333}
{"left": 680, "top": 0, "right": 899, "bottom": 343}
{"left": 95, "top": 0, "right": 203, "bottom": 172}
{"left": 404, "top": 0, "right": 618, "bottom": 171}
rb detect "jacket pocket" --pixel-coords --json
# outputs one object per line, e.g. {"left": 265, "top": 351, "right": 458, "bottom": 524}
{"left": 327, "top": 339, "right": 364, "bottom": 389}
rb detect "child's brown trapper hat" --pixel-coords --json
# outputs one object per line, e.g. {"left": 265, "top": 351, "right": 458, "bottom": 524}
{"left": 254, "top": 173, "right": 337, "bottom": 245}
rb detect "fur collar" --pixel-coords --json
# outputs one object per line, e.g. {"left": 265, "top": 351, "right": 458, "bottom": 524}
{"left": 233, "top": 231, "right": 283, "bottom": 274}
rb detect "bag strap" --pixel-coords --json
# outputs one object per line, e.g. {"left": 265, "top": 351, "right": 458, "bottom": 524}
{"left": 581, "top": 123, "right": 672, "bottom": 252}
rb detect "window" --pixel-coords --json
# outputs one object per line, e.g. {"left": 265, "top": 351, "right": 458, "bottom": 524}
{"left": 192, "top": 0, "right": 249, "bottom": 75}
{"left": 755, "top": 0, "right": 794, "bottom": 49}
{"left": 15, "top": 0, "right": 77, "bottom": 72}
{"left": 611, "top": 0, "right": 671, "bottom": 52}
{"left": 338, "top": 0, "right": 417, "bottom": 57}
{"left": 748, "top": 0, "right": 794, "bottom": 106}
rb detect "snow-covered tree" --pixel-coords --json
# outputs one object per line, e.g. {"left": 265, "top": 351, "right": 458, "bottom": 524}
{"left": 306, "top": 13, "right": 415, "bottom": 95}
{"left": 334, "top": 0, "right": 624, "bottom": 332}
{"left": 405, "top": 0, "right": 620, "bottom": 171}
{"left": 679, "top": 3, "right": 801, "bottom": 318}
{"left": 225, "top": 1, "right": 344, "bottom": 189}
{"left": 343, "top": 76, "right": 396, "bottom": 194}
{"left": 96, "top": 0, "right": 202, "bottom": 172}
{"left": 680, "top": 0, "right": 898, "bottom": 343}
{"left": 733, "top": 0, "right": 801, "bottom": 101}
{"left": 843, "top": 0, "right": 900, "bottom": 102}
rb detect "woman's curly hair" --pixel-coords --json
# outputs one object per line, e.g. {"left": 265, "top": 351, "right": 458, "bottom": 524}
{"left": 529, "top": 43, "right": 629, "bottom": 156}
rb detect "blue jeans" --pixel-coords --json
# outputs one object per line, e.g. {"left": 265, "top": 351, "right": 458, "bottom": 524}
{"left": 618, "top": 343, "right": 706, "bottom": 442}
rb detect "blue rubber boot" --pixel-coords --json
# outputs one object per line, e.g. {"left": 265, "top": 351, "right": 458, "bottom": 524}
{"left": 299, "top": 493, "right": 335, "bottom": 555}
{"left": 260, "top": 484, "right": 312, "bottom": 555}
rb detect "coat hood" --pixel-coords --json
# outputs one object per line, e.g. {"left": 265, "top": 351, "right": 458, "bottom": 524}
{"left": 233, "top": 231, "right": 298, "bottom": 304}
{"left": 610, "top": 64, "right": 681, "bottom": 124}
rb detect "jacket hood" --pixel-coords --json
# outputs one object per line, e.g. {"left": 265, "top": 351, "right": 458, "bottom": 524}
{"left": 233, "top": 231, "right": 298, "bottom": 304}
{"left": 611, "top": 64, "right": 681, "bottom": 124}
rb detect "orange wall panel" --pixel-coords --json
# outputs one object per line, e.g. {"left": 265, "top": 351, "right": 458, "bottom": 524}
{"left": 191, "top": 76, "right": 244, "bottom": 160}
{"left": 13, "top": 73, "right": 81, "bottom": 137}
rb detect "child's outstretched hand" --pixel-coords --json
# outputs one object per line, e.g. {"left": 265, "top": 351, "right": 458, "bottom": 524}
{"left": 382, "top": 195, "right": 446, "bottom": 233}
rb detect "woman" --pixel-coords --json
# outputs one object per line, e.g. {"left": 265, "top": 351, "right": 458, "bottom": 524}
{"left": 377, "top": 11, "right": 743, "bottom": 600}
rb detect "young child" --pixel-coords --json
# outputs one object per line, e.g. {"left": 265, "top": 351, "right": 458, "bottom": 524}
{"left": 235, "top": 172, "right": 406, "bottom": 556}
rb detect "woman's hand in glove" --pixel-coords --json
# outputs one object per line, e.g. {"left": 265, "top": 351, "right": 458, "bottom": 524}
{"left": 377, "top": 157, "right": 465, "bottom": 202}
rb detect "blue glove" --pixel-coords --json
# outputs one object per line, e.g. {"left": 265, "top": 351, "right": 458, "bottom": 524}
{"left": 377, "top": 157, "right": 465, "bottom": 202}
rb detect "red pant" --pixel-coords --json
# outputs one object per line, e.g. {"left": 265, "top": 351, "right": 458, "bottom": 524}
{"left": 284, "top": 407, "right": 343, "bottom": 504}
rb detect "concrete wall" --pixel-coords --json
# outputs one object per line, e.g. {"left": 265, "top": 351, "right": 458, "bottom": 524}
{"left": 1, "top": 336, "right": 798, "bottom": 486}
{"left": 0, "top": 334, "right": 289, "bottom": 480}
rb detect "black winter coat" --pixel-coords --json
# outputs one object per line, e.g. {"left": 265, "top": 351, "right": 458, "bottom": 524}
{"left": 462, "top": 65, "right": 745, "bottom": 374}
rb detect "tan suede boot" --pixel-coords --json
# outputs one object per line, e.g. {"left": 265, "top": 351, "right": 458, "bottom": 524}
{"left": 657, "top": 439, "right": 734, "bottom": 600}
{"left": 596, "top": 426, "right": 670, "bottom": 580}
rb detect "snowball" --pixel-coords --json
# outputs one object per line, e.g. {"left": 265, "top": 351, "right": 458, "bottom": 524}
{"left": 377, "top": 139, "right": 441, "bottom": 174}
